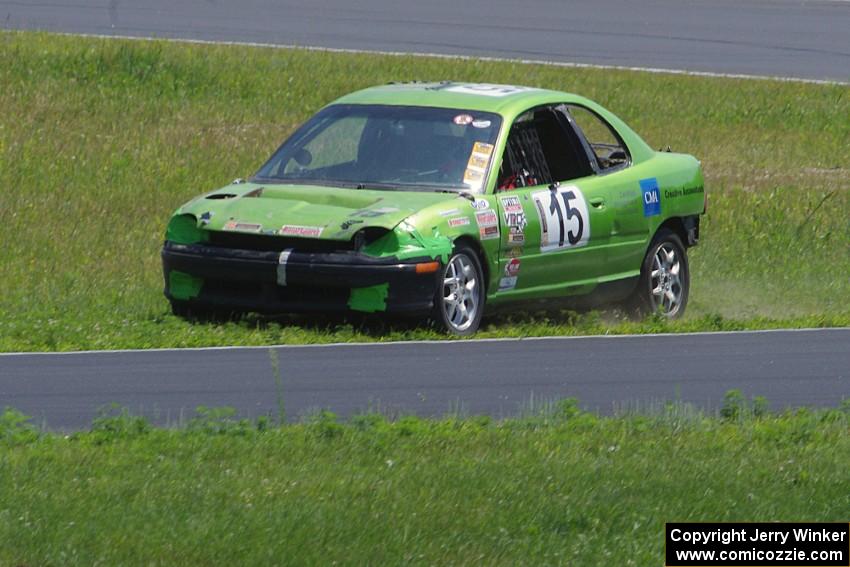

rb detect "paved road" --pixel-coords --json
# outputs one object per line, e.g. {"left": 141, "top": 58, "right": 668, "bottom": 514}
{"left": 2, "top": 329, "right": 848, "bottom": 430}
{"left": 3, "top": 0, "right": 850, "bottom": 81}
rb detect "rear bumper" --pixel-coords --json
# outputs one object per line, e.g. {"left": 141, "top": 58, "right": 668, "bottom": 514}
{"left": 161, "top": 241, "right": 440, "bottom": 313}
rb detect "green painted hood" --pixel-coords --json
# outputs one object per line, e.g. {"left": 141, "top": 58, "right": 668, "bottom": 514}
{"left": 178, "top": 182, "right": 462, "bottom": 240}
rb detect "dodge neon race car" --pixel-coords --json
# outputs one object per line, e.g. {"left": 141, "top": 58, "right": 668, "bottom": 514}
{"left": 162, "top": 82, "right": 705, "bottom": 335}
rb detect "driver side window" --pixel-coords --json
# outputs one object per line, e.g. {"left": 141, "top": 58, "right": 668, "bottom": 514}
{"left": 565, "top": 105, "right": 630, "bottom": 171}
{"left": 497, "top": 106, "right": 594, "bottom": 191}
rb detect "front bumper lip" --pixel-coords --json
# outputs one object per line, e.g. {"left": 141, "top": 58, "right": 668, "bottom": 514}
{"left": 161, "top": 241, "right": 441, "bottom": 312}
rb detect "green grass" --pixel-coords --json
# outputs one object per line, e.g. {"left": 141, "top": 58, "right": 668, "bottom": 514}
{"left": 1, "top": 400, "right": 848, "bottom": 565}
{"left": 1, "top": 32, "right": 848, "bottom": 351}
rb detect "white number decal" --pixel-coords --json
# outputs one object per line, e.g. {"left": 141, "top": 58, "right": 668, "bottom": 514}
{"left": 445, "top": 84, "right": 536, "bottom": 97}
{"left": 532, "top": 185, "right": 590, "bottom": 253}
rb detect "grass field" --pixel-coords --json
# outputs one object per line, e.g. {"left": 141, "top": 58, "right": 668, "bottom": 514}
{"left": 0, "top": 32, "right": 848, "bottom": 351}
{"left": 1, "top": 400, "right": 848, "bottom": 565}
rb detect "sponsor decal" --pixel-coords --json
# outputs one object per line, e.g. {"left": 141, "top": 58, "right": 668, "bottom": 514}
{"left": 479, "top": 224, "right": 500, "bottom": 240}
{"left": 223, "top": 220, "right": 262, "bottom": 232}
{"left": 471, "top": 197, "right": 490, "bottom": 210}
{"left": 612, "top": 189, "right": 637, "bottom": 209}
{"left": 471, "top": 119, "right": 491, "bottom": 128}
{"left": 439, "top": 208, "right": 461, "bottom": 217}
{"left": 504, "top": 211, "right": 527, "bottom": 230}
{"left": 640, "top": 177, "right": 661, "bottom": 217}
{"left": 664, "top": 185, "right": 705, "bottom": 199}
{"left": 467, "top": 153, "right": 489, "bottom": 170}
{"left": 475, "top": 210, "right": 498, "bottom": 227}
{"left": 500, "top": 195, "right": 523, "bottom": 214}
{"left": 472, "top": 141, "right": 494, "bottom": 156}
{"left": 463, "top": 143, "right": 495, "bottom": 190}
{"left": 445, "top": 84, "right": 535, "bottom": 97}
{"left": 199, "top": 211, "right": 213, "bottom": 226}
{"left": 280, "top": 224, "right": 323, "bottom": 237}
{"left": 463, "top": 168, "right": 484, "bottom": 188}
{"left": 532, "top": 184, "right": 590, "bottom": 253}
{"left": 448, "top": 216, "right": 470, "bottom": 228}
{"left": 505, "top": 257, "right": 521, "bottom": 277}
{"left": 453, "top": 113, "right": 474, "bottom": 125}
{"left": 507, "top": 246, "right": 523, "bottom": 258}
{"left": 507, "top": 227, "right": 525, "bottom": 246}
{"left": 502, "top": 195, "right": 527, "bottom": 245}
{"left": 498, "top": 276, "right": 518, "bottom": 291}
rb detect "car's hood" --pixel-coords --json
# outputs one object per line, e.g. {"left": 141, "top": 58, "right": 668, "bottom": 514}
{"left": 180, "top": 182, "right": 463, "bottom": 240}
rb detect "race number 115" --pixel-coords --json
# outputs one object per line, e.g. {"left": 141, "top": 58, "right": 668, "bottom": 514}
{"left": 533, "top": 184, "right": 590, "bottom": 253}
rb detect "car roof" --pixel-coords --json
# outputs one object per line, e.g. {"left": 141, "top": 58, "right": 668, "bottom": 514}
{"left": 331, "top": 81, "right": 656, "bottom": 163}
{"left": 331, "top": 82, "right": 592, "bottom": 116}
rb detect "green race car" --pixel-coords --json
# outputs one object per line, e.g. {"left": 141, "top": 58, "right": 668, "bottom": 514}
{"left": 162, "top": 82, "right": 705, "bottom": 335}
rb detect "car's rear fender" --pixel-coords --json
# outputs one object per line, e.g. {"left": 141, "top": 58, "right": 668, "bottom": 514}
{"left": 656, "top": 216, "right": 700, "bottom": 248}
{"left": 650, "top": 152, "right": 706, "bottom": 220}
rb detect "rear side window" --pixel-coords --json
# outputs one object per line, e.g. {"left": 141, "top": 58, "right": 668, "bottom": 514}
{"left": 565, "top": 105, "right": 630, "bottom": 171}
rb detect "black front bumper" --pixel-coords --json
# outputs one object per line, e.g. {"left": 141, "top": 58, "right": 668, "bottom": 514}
{"left": 161, "top": 241, "right": 441, "bottom": 313}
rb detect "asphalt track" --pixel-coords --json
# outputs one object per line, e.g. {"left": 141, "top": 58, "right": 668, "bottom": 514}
{"left": 3, "top": 0, "right": 850, "bottom": 82}
{"left": 2, "top": 329, "right": 849, "bottom": 430}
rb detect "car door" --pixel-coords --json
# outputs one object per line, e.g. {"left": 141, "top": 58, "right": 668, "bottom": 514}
{"left": 493, "top": 105, "right": 613, "bottom": 296}
{"left": 563, "top": 104, "right": 649, "bottom": 276}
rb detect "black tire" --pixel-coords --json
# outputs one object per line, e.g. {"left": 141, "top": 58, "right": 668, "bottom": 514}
{"left": 628, "top": 228, "right": 690, "bottom": 319}
{"left": 170, "top": 299, "right": 191, "bottom": 318}
{"left": 170, "top": 300, "right": 236, "bottom": 322}
{"left": 432, "top": 245, "right": 486, "bottom": 336}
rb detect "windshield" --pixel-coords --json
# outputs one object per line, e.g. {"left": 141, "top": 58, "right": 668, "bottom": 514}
{"left": 254, "top": 104, "right": 502, "bottom": 193}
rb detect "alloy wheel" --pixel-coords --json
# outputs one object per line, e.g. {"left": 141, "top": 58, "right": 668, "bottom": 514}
{"left": 649, "top": 243, "right": 684, "bottom": 317}
{"left": 441, "top": 253, "right": 481, "bottom": 332}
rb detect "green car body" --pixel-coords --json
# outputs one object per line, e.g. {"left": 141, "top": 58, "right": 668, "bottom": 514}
{"left": 163, "top": 82, "right": 705, "bottom": 333}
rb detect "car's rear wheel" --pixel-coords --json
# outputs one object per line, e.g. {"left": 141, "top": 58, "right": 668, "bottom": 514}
{"left": 433, "top": 246, "right": 485, "bottom": 335}
{"left": 629, "top": 228, "right": 689, "bottom": 318}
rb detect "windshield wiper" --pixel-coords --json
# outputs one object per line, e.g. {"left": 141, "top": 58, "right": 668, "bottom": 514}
{"left": 434, "top": 188, "right": 476, "bottom": 201}
{"left": 252, "top": 178, "right": 363, "bottom": 189}
{"left": 349, "top": 181, "right": 437, "bottom": 192}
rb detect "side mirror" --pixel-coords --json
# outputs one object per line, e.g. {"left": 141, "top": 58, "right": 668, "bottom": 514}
{"left": 294, "top": 148, "right": 313, "bottom": 167}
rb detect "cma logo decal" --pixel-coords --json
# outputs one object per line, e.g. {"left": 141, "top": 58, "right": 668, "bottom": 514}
{"left": 640, "top": 178, "right": 661, "bottom": 217}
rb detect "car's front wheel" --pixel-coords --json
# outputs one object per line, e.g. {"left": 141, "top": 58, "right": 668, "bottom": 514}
{"left": 629, "top": 228, "right": 690, "bottom": 318}
{"left": 433, "top": 246, "right": 485, "bottom": 335}
{"left": 170, "top": 299, "right": 235, "bottom": 322}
